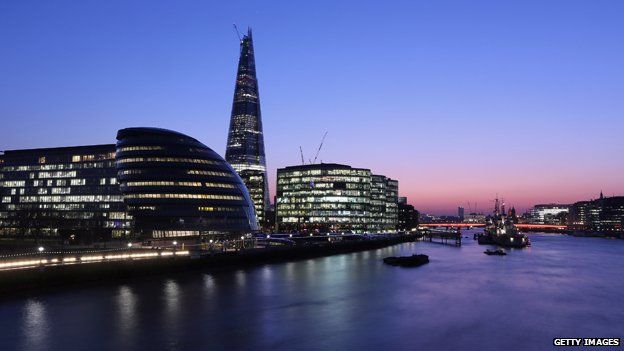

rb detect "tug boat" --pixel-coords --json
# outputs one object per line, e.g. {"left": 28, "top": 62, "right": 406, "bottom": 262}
{"left": 477, "top": 197, "right": 530, "bottom": 248}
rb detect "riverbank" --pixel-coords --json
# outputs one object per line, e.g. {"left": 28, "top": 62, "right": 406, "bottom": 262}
{"left": 0, "top": 234, "right": 416, "bottom": 297}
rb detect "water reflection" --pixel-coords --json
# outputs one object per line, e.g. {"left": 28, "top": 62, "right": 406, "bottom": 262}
{"left": 2, "top": 233, "right": 623, "bottom": 351}
{"left": 116, "top": 285, "right": 137, "bottom": 345}
{"left": 20, "top": 299, "right": 48, "bottom": 351}
{"left": 202, "top": 274, "right": 215, "bottom": 295}
{"left": 163, "top": 279, "right": 182, "bottom": 344}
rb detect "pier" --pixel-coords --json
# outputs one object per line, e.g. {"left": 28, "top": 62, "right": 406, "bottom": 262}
{"left": 417, "top": 229, "right": 462, "bottom": 246}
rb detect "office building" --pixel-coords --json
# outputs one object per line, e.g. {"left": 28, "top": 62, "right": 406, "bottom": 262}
{"left": 116, "top": 128, "right": 259, "bottom": 242}
{"left": 0, "top": 145, "right": 131, "bottom": 244}
{"left": 458, "top": 206, "right": 465, "bottom": 221}
{"left": 385, "top": 178, "right": 399, "bottom": 230}
{"left": 225, "top": 28, "right": 269, "bottom": 225}
{"left": 568, "top": 192, "right": 624, "bottom": 234}
{"left": 398, "top": 198, "right": 419, "bottom": 231}
{"left": 530, "top": 204, "right": 569, "bottom": 224}
{"left": 275, "top": 163, "right": 398, "bottom": 233}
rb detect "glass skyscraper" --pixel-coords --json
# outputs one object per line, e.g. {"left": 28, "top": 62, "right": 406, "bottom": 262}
{"left": 225, "top": 28, "right": 269, "bottom": 225}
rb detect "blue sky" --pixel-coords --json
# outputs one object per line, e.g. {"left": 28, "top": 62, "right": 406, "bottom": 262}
{"left": 1, "top": 0, "right": 623, "bottom": 214}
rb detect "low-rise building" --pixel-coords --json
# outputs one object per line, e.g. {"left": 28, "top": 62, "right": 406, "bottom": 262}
{"left": 568, "top": 193, "right": 624, "bottom": 234}
{"left": 398, "top": 197, "right": 419, "bottom": 231}
{"left": 530, "top": 204, "right": 569, "bottom": 225}
{"left": 0, "top": 144, "right": 131, "bottom": 244}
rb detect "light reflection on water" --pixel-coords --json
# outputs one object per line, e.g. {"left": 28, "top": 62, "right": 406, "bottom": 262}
{"left": 1, "top": 232, "right": 623, "bottom": 351}
{"left": 20, "top": 299, "right": 48, "bottom": 351}
{"left": 116, "top": 285, "right": 137, "bottom": 345}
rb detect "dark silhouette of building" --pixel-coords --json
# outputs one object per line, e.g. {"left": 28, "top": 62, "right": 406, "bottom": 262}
{"left": 225, "top": 28, "right": 269, "bottom": 225}
{"left": 509, "top": 206, "right": 519, "bottom": 224}
{"left": 398, "top": 198, "right": 419, "bottom": 231}
{"left": 116, "top": 128, "right": 259, "bottom": 243}
{"left": 458, "top": 206, "right": 465, "bottom": 221}
{"left": 0, "top": 145, "right": 131, "bottom": 244}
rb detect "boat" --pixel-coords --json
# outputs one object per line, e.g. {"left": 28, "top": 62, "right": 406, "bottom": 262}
{"left": 484, "top": 248, "right": 507, "bottom": 256}
{"left": 476, "top": 197, "right": 530, "bottom": 248}
{"left": 383, "top": 254, "right": 429, "bottom": 267}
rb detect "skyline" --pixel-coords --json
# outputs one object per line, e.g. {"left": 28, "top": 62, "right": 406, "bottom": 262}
{"left": 1, "top": 1, "right": 623, "bottom": 214}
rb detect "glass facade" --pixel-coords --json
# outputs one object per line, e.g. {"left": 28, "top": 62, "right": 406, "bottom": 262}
{"left": 568, "top": 193, "right": 624, "bottom": 234}
{"left": 276, "top": 163, "right": 399, "bottom": 233}
{"left": 0, "top": 145, "right": 131, "bottom": 244}
{"left": 116, "top": 128, "right": 259, "bottom": 242}
{"left": 225, "top": 28, "right": 269, "bottom": 225}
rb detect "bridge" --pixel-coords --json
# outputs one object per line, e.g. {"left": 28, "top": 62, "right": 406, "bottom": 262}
{"left": 419, "top": 223, "right": 567, "bottom": 230}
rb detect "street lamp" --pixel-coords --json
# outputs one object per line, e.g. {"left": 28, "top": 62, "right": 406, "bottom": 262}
{"left": 173, "top": 241, "right": 178, "bottom": 246}
{"left": 38, "top": 246, "right": 44, "bottom": 252}
{"left": 127, "top": 242, "right": 132, "bottom": 248}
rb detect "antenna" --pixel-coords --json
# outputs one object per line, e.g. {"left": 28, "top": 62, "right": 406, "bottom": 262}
{"left": 299, "top": 146, "right": 305, "bottom": 165}
{"left": 312, "top": 131, "right": 328, "bottom": 164}
{"left": 233, "top": 23, "right": 242, "bottom": 41}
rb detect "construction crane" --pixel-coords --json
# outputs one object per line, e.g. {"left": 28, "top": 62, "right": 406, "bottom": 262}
{"left": 299, "top": 146, "right": 305, "bottom": 165}
{"left": 312, "top": 131, "right": 328, "bottom": 164}
{"left": 233, "top": 23, "right": 242, "bottom": 41}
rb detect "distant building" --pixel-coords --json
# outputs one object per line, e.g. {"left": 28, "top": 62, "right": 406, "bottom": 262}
{"left": 463, "top": 213, "right": 486, "bottom": 223}
{"left": 530, "top": 204, "right": 569, "bottom": 224}
{"left": 509, "top": 206, "right": 518, "bottom": 223}
{"left": 116, "top": 128, "right": 259, "bottom": 243}
{"left": 398, "top": 198, "right": 419, "bottom": 231}
{"left": 225, "top": 28, "right": 269, "bottom": 225}
{"left": 275, "top": 163, "right": 398, "bottom": 233}
{"left": 0, "top": 145, "right": 131, "bottom": 244}
{"left": 458, "top": 206, "right": 465, "bottom": 221}
{"left": 568, "top": 192, "right": 624, "bottom": 235}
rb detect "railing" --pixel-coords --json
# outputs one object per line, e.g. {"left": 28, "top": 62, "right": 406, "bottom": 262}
{"left": 0, "top": 247, "right": 190, "bottom": 271}
{"left": 0, "top": 233, "right": 416, "bottom": 271}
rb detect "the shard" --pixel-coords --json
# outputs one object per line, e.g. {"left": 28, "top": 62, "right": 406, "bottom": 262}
{"left": 225, "top": 28, "right": 269, "bottom": 225}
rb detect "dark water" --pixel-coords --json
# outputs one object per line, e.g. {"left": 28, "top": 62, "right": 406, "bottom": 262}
{"left": 1, "top": 232, "right": 623, "bottom": 351}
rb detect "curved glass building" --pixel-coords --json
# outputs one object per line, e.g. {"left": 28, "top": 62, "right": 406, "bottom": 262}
{"left": 115, "top": 128, "right": 259, "bottom": 242}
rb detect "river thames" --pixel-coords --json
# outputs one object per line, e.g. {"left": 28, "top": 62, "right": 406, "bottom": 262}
{"left": 1, "top": 232, "right": 623, "bottom": 351}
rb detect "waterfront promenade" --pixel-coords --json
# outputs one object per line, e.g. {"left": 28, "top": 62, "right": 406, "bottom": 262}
{"left": 0, "top": 233, "right": 417, "bottom": 296}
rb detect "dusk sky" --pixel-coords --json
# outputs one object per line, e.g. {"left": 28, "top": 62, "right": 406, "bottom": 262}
{"left": 1, "top": 0, "right": 623, "bottom": 215}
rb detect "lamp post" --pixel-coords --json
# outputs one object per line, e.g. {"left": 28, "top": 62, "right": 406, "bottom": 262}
{"left": 37, "top": 246, "right": 45, "bottom": 265}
